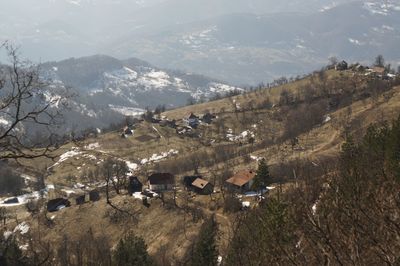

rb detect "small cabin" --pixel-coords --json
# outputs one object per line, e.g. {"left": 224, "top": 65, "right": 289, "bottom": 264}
{"left": 188, "top": 113, "right": 200, "bottom": 128}
{"left": 202, "top": 113, "right": 216, "bottom": 124}
{"left": 191, "top": 178, "right": 214, "bottom": 195}
{"left": 89, "top": 190, "right": 100, "bottom": 202}
{"left": 183, "top": 175, "right": 202, "bottom": 189}
{"left": 75, "top": 194, "right": 88, "bottom": 205}
{"left": 148, "top": 173, "right": 175, "bottom": 192}
{"left": 47, "top": 198, "right": 71, "bottom": 212}
{"left": 226, "top": 170, "right": 256, "bottom": 193}
{"left": 335, "top": 60, "right": 348, "bottom": 71}
{"left": 128, "top": 176, "right": 143, "bottom": 194}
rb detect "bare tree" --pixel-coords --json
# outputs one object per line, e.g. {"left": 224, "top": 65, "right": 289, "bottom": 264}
{"left": 102, "top": 158, "right": 129, "bottom": 195}
{"left": 0, "top": 43, "right": 68, "bottom": 161}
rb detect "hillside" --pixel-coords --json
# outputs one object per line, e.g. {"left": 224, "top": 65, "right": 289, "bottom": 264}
{"left": 0, "top": 54, "right": 240, "bottom": 136}
{"left": 1, "top": 66, "right": 400, "bottom": 264}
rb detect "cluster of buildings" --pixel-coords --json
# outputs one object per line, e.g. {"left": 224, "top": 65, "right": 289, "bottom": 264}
{"left": 121, "top": 112, "right": 216, "bottom": 138}
{"left": 127, "top": 169, "right": 258, "bottom": 196}
{"left": 333, "top": 61, "right": 398, "bottom": 80}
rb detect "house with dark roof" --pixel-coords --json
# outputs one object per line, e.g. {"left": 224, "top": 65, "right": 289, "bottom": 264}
{"left": 89, "top": 190, "right": 100, "bottom": 202}
{"left": 335, "top": 60, "right": 348, "bottom": 71}
{"left": 226, "top": 170, "right": 256, "bottom": 193}
{"left": 188, "top": 113, "right": 200, "bottom": 128}
{"left": 202, "top": 113, "right": 216, "bottom": 124}
{"left": 147, "top": 173, "right": 175, "bottom": 191}
{"left": 75, "top": 194, "right": 89, "bottom": 205}
{"left": 128, "top": 176, "right": 143, "bottom": 194}
{"left": 47, "top": 198, "right": 71, "bottom": 212}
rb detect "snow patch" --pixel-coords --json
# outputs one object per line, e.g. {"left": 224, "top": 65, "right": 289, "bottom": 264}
{"left": 125, "top": 161, "right": 139, "bottom": 172}
{"left": 14, "top": 222, "right": 30, "bottom": 235}
{"left": 0, "top": 117, "right": 10, "bottom": 126}
{"left": 323, "top": 115, "right": 332, "bottom": 123}
{"left": 49, "top": 147, "right": 82, "bottom": 168}
{"left": 85, "top": 142, "right": 100, "bottom": 150}
{"left": 3, "top": 231, "right": 12, "bottom": 240}
{"left": 61, "top": 189, "right": 77, "bottom": 196}
{"left": 19, "top": 244, "right": 29, "bottom": 251}
{"left": 0, "top": 190, "right": 47, "bottom": 207}
{"left": 250, "top": 155, "right": 263, "bottom": 161}
{"left": 242, "top": 201, "right": 251, "bottom": 208}
{"left": 226, "top": 129, "right": 255, "bottom": 142}
{"left": 140, "top": 149, "right": 179, "bottom": 165}
{"left": 132, "top": 192, "right": 145, "bottom": 200}
{"left": 109, "top": 105, "right": 145, "bottom": 117}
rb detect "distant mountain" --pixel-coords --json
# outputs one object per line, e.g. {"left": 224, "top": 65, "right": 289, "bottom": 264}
{"left": 35, "top": 55, "right": 240, "bottom": 131}
{"left": 0, "top": 54, "right": 240, "bottom": 135}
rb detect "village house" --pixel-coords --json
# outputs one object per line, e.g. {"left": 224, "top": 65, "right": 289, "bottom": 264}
{"left": 75, "top": 194, "right": 89, "bottom": 205}
{"left": 147, "top": 173, "right": 175, "bottom": 192}
{"left": 191, "top": 178, "right": 214, "bottom": 195}
{"left": 201, "top": 112, "right": 216, "bottom": 124}
{"left": 183, "top": 175, "right": 202, "bottom": 188}
{"left": 335, "top": 60, "right": 348, "bottom": 71}
{"left": 128, "top": 176, "right": 143, "bottom": 194}
{"left": 47, "top": 198, "right": 71, "bottom": 212}
{"left": 121, "top": 126, "right": 135, "bottom": 138}
{"left": 226, "top": 170, "right": 256, "bottom": 193}
{"left": 187, "top": 113, "right": 200, "bottom": 128}
{"left": 183, "top": 175, "right": 214, "bottom": 194}
{"left": 89, "top": 190, "right": 100, "bottom": 202}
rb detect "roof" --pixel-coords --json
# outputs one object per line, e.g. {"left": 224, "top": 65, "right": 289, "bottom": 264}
{"left": 183, "top": 175, "right": 201, "bottom": 186}
{"left": 191, "top": 178, "right": 210, "bottom": 189}
{"left": 148, "top": 173, "right": 174, "bottom": 185}
{"left": 203, "top": 113, "right": 215, "bottom": 118}
{"left": 226, "top": 170, "right": 256, "bottom": 187}
{"left": 188, "top": 113, "right": 199, "bottom": 119}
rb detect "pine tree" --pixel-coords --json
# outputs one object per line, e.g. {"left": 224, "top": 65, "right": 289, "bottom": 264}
{"left": 252, "top": 158, "right": 271, "bottom": 191}
{"left": 113, "top": 233, "right": 152, "bottom": 266}
{"left": 0, "top": 236, "right": 26, "bottom": 266}
{"left": 374, "top": 55, "right": 385, "bottom": 67}
{"left": 190, "top": 216, "right": 218, "bottom": 266}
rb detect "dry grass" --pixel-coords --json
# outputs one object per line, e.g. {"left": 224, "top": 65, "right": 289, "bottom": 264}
{"left": 6, "top": 70, "right": 400, "bottom": 262}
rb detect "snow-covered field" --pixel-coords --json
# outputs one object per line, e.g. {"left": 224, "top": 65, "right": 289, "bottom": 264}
{"left": 0, "top": 184, "right": 54, "bottom": 207}
{"left": 109, "top": 105, "right": 145, "bottom": 117}
{"left": 140, "top": 149, "right": 179, "bottom": 165}
{"left": 49, "top": 147, "right": 82, "bottom": 169}
{"left": 226, "top": 129, "right": 255, "bottom": 142}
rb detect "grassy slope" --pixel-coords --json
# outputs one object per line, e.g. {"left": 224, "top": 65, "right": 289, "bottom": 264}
{"left": 5, "top": 69, "right": 400, "bottom": 262}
